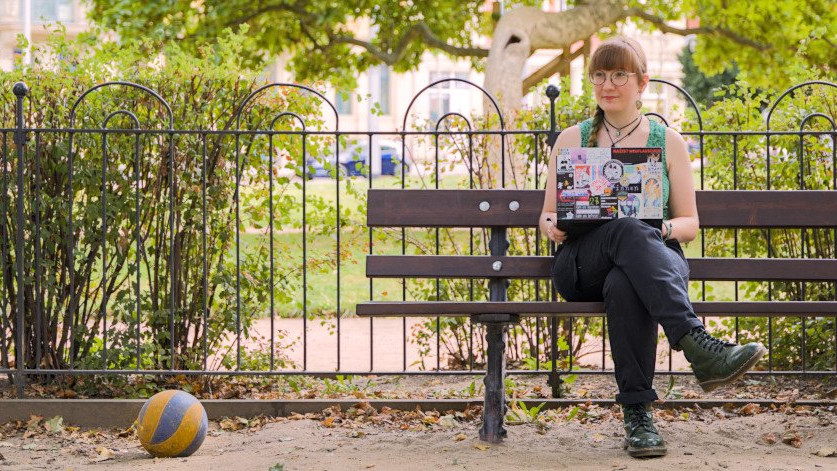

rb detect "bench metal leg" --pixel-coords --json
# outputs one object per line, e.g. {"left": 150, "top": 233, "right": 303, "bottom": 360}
{"left": 479, "top": 321, "right": 507, "bottom": 443}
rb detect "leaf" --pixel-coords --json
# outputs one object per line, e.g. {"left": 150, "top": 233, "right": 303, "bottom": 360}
{"left": 738, "top": 403, "right": 761, "bottom": 416}
{"left": 566, "top": 406, "right": 579, "bottom": 421}
{"left": 453, "top": 433, "right": 467, "bottom": 441}
{"left": 474, "top": 442, "right": 490, "bottom": 451}
{"left": 781, "top": 430, "right": 802, "bottom": 448}
{"left": 93, "top": 446, "right": 115, "bottom": 462}
{"left": 438, "top": 415, "right": 457, "bottom": 430}
{"left": 321, "top": 417, "right": 336, "bottom": 428}
{"left": 812, "top": 447, "right": 837, "bottom": 457}
{"left": 26, "top": 415, "right": 43, "bottom": 431}
{"left": 219, "top": 416, "right": 249, "bottom": 431}
{"left": 44, "top": 416, "right": 64, "bottom": 434}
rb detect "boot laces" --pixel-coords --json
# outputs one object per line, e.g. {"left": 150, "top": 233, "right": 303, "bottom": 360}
{"left": 692, "top": 327, "right": 735, "bottom": 353}
{"left": 624, "top": 404, "right": 655, "bottom": 433}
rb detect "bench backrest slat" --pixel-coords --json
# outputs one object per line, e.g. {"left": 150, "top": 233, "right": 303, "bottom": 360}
{"left": 367, "top": 255, "right": 837, "bottom": 281}
{"left": 367, "top": 189, "right": 837, "bottom": 228}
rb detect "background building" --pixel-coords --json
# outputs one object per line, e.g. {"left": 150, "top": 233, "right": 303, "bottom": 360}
{"left": 0, "top": 0, "right": 86, "bottom": 70}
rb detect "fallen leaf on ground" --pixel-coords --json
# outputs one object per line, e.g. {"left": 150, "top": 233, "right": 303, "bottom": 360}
{"left": 453, "top": 433, "right": 467, "bottom": 441}
{"left": 474, "top": 442, "right": 490, "bottom": 451}
{"left": 44, "top": 416, "right": 64, "bottom": 434}
{"left": 321, "top": 417, "right": 336, "bottom": 428}
{"left": 92, "top": 446, "right": 115, "bottom": 462}
{"left": 56, "top": 389, "right": 77, "bottom": 399}
{"left": 738, "top": 403, "right": 761, "bottom": 416}
{"left": 813, "top": 447, "right": 837, "bottom": 457}
{"left": 761, "top": 432, "right": 778, "bottom": 445}
{"left": 438, "top": 415, "right": 457, "bottom": 430}
{"left": 26, "top": 415, "right": 43, "bottom": 433}
{"left": 781, "top": 430, "right": 802, "bottom": 448}
{"left": 219, "top": 417, "right": 248, "bottom": 432}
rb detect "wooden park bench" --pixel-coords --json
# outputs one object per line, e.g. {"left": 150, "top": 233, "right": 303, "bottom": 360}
{"left": 356, "top": 188, "right": 837, "bottom": 443}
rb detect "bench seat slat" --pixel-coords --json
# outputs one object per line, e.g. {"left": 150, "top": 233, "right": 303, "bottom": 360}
{"left": 367, "top": 189, "right": 837, "bottom": 228}
{"left": 367, "top": 255, "right": 837, "bottom": 281}
{"left": 356, "top": 301, "right": 837, "bottom": 317}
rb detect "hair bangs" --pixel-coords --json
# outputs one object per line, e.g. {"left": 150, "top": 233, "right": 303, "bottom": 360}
{"left": 588, "top": 39, "right": 646, "bottom": 75}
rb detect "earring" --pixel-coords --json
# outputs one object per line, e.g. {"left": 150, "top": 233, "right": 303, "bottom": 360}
{"left": 635, "top": 99, "right": 643, "bottom": 110}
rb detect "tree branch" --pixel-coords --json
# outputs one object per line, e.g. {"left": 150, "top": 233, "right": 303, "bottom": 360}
{"left": 521, "top": 41, "right": 586, "bottom": 95}
{"left": 626, "top": 8, "right": 771, "bottom": 51}
{"left": 329, "top": 22, "right": 489, "bottom": 65}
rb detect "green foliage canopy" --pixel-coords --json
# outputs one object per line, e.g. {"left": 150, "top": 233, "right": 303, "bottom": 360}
{"left": 83, "top": 0, "right": 837, "bottom": 91}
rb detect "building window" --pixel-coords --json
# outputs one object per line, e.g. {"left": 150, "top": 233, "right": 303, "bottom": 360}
{"left": 379, "top": 66, "right": 390, "bottom": 115}
{"left": 335, "top": 90, "right": 352, "bottom": 115}
{"left": 25, "top": 0, "right": 74, "bottom": 23}
{"left": 428, "top": 92, "right": 450, "bottom": 125}
{"left": 428, "top": 71, "right": 470, "bottom": 125}
{"left": 429, "top": 71, "right": 471, "bottom": 89}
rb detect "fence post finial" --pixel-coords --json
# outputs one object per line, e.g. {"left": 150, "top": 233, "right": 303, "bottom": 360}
{"left": 546, "top": 84, "right": 560, "bottom": 148}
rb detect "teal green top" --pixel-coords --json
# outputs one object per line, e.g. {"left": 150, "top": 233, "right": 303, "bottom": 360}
{"left": 579, "top": 118, "right": 670, "bottom": 219}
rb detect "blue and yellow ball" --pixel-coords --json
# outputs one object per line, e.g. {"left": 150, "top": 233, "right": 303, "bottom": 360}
{"left": 137, "top": 390, "right": 208, "bottom": 457}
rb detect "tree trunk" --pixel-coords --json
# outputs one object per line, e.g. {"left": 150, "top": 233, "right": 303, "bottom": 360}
{"left": 482, "top": 1, "right": 628, "bottom": 187}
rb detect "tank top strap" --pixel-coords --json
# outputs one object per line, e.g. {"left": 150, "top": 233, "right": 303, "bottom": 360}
{"left": 647, "top": 119, "right": 666, "bottom": 148}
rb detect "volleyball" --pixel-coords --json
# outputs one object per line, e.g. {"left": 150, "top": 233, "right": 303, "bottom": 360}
{"left": 136, "top": 390, "right": 208, "bottom": 457}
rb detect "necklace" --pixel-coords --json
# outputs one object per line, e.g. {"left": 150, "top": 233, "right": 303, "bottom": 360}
{"left": 604, "top": 115, "right": 643, "bottom": 148}
{"left": 603, "top": 114, "right": 640, "bottom": 137}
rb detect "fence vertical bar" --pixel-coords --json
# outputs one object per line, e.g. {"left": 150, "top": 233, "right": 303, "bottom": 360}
{"left": 367, "top": 132, "right": 374, "bottom": 371}
{"left": 201, "top": 132, "right": 208, "bottom": 371}
{"left": 33, "top": 132, "right": 42, "bottom": 372}
{"left": 135, "top": 129, "right": 143, "bottom": 370}
{"left": 13, "top": 82, "right": 27, "bottom": 398}
{"left": 0, "top": 133, "right": 9, "bottom": 375}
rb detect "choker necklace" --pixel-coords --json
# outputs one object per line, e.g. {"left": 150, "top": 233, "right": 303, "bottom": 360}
{"left": 605, "top": 115, "right": 643, "bottom": 148}
{"left": 603, "top": 114, "right": 640, "bottom": 137}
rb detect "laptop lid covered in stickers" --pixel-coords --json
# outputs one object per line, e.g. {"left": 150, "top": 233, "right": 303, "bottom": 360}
{"left": 555, "top": 147, "right": 664, "bottom": 235}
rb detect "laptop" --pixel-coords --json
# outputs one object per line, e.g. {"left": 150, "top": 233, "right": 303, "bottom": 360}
{"left": 555, "top": 147, "right": 664, "bottom": 235}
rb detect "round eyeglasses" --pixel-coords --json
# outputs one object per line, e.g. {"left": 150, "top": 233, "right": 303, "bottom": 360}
{"left": 589, "top": 70, "right": 637, "bottom": 87}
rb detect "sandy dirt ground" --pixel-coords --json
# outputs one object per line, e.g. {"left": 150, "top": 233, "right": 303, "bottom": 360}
{"left": 1, "top": 402, "right": 835, "bottom": 471}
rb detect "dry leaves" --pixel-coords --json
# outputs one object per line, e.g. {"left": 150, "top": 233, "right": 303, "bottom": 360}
{"left": 91, "top": 446, "right": 115, "bottom": 463}
{"left": 473, "top": 442, "right": 490, "bottom": 451}
{"left": 761, "top": 432, "right": 778, "bottom": 445}
{"left": 219, "top": 417, "right": 249, "bottom": 432}
{"left": 781, "top": 429, "right": 802, "bottom": 448}
{"left": 812, "top": 447, "right": 837, "bottom": 457}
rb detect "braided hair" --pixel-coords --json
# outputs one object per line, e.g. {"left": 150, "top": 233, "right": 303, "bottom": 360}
{"left": 586, "top": 37, "right": 648, "bottom": 148}
{"left": 588, "top": 105, "right": 605, "bottom": 147}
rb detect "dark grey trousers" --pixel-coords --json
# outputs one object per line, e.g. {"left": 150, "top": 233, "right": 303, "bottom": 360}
{"left": 551, "top": 217, "right": 704, "bottom": 404}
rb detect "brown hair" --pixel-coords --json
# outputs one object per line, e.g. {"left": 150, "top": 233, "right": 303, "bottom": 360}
{"left": 587, "top": 37, "right": 648, "bottom": 147}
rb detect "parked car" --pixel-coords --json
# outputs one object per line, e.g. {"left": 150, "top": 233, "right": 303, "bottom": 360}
{"left": 306, "top": 139, "right": 412, "bottom": 179}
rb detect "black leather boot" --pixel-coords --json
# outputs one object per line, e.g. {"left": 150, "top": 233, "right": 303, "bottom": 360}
{"left": 674, "top": 326, "right": 767, "bottom": 392}
{"left": 621, "top": 402, "right": 667, "bottom": 458}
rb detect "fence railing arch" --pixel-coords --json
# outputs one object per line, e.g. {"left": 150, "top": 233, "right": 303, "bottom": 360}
{"left": 1, "top": 79, "right": 835, "bottom": 401}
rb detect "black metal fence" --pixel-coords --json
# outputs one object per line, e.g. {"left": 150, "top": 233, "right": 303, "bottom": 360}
{"left": 1, "top": 78, "right": 836, "bottom": 399}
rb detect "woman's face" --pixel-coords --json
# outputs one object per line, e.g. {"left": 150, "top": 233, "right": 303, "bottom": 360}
{"left": 591, "top": 69, "right": 648, "bottom": 114}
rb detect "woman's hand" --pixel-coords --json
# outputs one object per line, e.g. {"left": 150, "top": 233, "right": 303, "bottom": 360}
{"left": 541, "top": 212, "right": 568, "bottom": 245}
